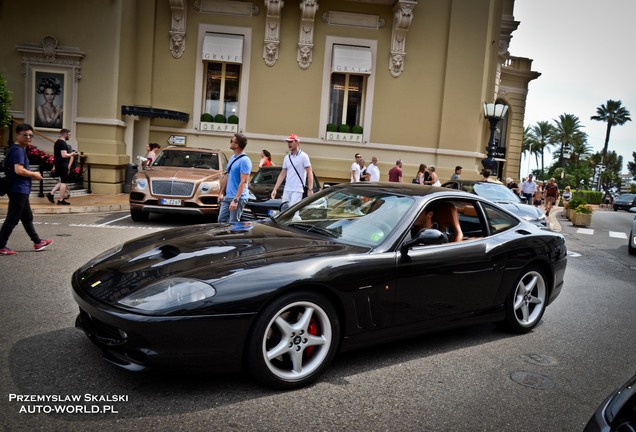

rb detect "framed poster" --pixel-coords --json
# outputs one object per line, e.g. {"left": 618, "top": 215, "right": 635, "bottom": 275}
{"left": 32, "top": 70, "right": 67, "bottom": 130}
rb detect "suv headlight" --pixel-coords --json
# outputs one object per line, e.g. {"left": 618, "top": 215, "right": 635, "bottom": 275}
{"left": 199, "top": 182, "right": 220, "bottom": 193}
{"left": 132, "top": 178, "right": 148, "bottom": 190}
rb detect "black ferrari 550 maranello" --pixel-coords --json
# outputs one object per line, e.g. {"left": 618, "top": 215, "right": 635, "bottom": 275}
{"left": 72, "top": 182, "right": 567, "bottom": 389}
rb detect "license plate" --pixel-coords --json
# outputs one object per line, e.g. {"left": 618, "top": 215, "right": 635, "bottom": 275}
{"left": 160, "top": 198, "right": 182, "bottom": 206}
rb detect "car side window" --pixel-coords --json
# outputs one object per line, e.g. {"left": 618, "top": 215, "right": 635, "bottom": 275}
{"left": 481, "top": 202, "right": 519, "bottom": 234}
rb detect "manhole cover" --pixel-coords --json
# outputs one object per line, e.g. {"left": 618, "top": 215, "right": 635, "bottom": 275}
{"left": 510, "top": 371, "right": 555, "bottom": 390}
{"left": 520, "top": 353, "right": 558, "bottom": 367}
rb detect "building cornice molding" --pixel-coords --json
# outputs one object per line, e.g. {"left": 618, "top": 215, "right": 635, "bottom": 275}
{"left": 16, "top": 36, "right": 85, "bottom": 80}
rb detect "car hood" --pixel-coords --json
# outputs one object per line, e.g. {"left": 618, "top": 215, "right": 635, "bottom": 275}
{"left": 75, "top": 222, "right": 366, "bottom": 303}
{"left": 140, "top": 167, "right": 224, "bottom": 182}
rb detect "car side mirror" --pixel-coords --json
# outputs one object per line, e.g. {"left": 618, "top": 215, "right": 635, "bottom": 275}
{"left": 519, "top": 196, "right": 528, "bottom": 204}
{"left": 401, "top": 228, "right": 449, "bottom": 253}
{"left": 629, "top": 207, "right": 636, "bottom": 214}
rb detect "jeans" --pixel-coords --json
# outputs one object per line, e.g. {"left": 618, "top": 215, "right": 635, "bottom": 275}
{"left": 0, "top": 192, "right": 41, "bottom": 248}
{"left": 217, "top": 196, "right": 247, "bottom": 223}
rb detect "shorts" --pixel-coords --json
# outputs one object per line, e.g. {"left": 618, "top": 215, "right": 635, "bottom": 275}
{"left": 55, "top": 166, "right": 69, "bottom": 183}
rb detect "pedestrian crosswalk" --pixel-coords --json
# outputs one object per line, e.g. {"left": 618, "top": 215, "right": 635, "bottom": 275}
{"left": 574, "top": 228, "right": 628, "bottom": 239}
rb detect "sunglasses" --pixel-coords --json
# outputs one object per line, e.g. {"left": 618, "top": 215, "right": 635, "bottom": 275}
{"left": 22, "top": 133, "right": 34, "bottom": 138}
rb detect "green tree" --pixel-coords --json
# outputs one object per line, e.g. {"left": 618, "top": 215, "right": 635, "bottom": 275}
{"left": 627, "top": 151, "right": 636, "bottom": 181}
{"left": 525, "top": 121, "right": 554, "bottom": 174}
{"left": 590, "top": 99, "right": 632, "bottom": 164}
{"left": 551, "top": 113, "right": 587, "bottom": 169}
{"left": 0, "top": 73, "right": 13, "bottom": 128}
{"left": 522, "top": 125, "right": 541, "bottom": 169}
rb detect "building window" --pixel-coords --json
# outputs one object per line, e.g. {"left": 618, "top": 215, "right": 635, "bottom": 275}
{"left": 198, "top": 31, "right": 248, "bottom": 132}
{"left": 203, "top": 62, "right": 240, "bottom": 120}
{"left": 320, "top": 38, "right": 376, "bottom": 142}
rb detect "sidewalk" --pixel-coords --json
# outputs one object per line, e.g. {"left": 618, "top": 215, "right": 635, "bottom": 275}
{"left": 0, "top": 193, "right": 130, "bottom": 215}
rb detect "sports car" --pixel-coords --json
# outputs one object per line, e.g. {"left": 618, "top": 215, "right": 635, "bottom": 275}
{"left": 73, "top": 183, "right": 567, "bottom": 389}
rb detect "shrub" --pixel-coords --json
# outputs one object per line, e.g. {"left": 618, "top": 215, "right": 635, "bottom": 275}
{"left": 200, "top": 113, "right": 213, "bottom": 122}
{"left": 326, "top": 123, "right": 337, "bottom": 132}
{"left": 227, "top": 115, "right": 239, "bottom": 124}
{"left": 0, "top": 73, "right": 12, "bottom": 128}
{"left": 574, "top": 204, "right": 593, "bottom": 214}
{"left": 567, "top": 197, "right": 585, "bottom": 211}
{"left": 214, "top": 114, "right": 227, "bottom": 123}
{"left": 338, "top": 124, "right": 350, "bottom": 133}
{"left": 351, "top": 125, "right": 363, "bottom": 134}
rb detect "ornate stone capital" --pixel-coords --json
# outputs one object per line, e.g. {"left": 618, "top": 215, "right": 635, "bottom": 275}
{"left": 16, "top": 36, "right": 85, "bottom": 80}
{"left": 263, "top": 0, "right": 284, "bottom": 67}
{"left": 390, "top": 0, "right": 417, "bottom": 78}
{"left": 297, "top": 0, "right": 319, "bottom": 69}
{"left": 170, "top": 0, "right": 187, "bottom": 59}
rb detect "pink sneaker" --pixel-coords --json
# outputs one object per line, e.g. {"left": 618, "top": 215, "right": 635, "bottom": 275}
{"left": 0, "top": 247, "right": 17, "bottom": 255}
{"left": 34, "top": 239, "right": 54, "bottom": 251}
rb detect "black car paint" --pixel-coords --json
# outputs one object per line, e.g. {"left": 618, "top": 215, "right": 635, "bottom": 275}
{"left": 73, "top": 184, "right": 566, "bottom": 376}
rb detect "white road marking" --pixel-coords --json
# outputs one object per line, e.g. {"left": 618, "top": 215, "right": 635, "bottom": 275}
{"left": 609, "top": 231, "right": 628, "bottom": 239}
{"left": 576, "top": 228, "right": 594, "bottom": 235}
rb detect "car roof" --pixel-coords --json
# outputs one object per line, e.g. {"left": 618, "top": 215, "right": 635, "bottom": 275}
{"left": 161, "top": 146, "right": 222, "bottom": 153}
{"left": 330, "top": 181, "right": 471, "bottom": 198}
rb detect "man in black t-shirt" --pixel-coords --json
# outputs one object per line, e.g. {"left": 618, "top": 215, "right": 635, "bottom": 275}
{"left": 47, "top": 129, "right": 77, "bottom": 205}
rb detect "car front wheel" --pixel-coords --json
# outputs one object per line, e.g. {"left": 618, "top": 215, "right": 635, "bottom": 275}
{"left": 130, "top": 208, "right": 149, "bottom": 222}
{"left": 246, "top": 292, "right": 340, "bottom": 390}
{"left": 502, "top": 267, "right": 547, "bottom": 333}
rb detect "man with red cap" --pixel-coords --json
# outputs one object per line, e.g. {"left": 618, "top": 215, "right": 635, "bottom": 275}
{"left": 271, "top": 133, "right": 314, "bottom": 206}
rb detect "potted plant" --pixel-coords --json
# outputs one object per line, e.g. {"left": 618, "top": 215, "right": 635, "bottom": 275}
{"left": 565, "top": 197, "right": 583, "bottom": 220}
{"left": 200, "top": 113, "right": 213, "bottom": 122}
{"left": 571, "top": 204, "right": 593, "bottom": 227}
{"left": 326, "top": 123, "right": 337, "bottom": 132}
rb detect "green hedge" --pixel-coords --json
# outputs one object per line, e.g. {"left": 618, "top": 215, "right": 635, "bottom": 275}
{"left": 572, "top": 190, "right": 602, "bottom": 205}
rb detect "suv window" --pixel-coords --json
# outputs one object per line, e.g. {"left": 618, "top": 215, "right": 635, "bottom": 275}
{"left": 153, "top": 150, "right": 221, "bottom": 170}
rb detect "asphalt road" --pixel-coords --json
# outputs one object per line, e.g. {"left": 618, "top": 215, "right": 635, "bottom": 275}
{"left": 1, "top": 210, "right": 634, "bottom": 432}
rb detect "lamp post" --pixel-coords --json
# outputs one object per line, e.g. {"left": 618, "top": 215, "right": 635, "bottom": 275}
{"left": 482, "top": 102, "right": 509, "bottom": 176}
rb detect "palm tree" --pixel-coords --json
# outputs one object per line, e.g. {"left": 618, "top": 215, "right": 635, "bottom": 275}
{"left": 522, "top": 125, "right": 541, "bottom": 173}
{"left": 551, "top": 114, "right": 587, "bottom": 169}
{"left": 530, "top": 121, "right": 554, "bottom": 173}
{"left": 591, "top": 99, "right": 632, "bottom": 163}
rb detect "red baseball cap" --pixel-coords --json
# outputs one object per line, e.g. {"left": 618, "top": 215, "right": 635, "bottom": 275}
{"left": 284, "top": 133, "right": 300, "bottom": 142}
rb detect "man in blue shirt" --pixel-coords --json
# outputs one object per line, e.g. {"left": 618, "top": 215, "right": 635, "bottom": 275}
{"left": 0, "top": 124, "right": 54, "bottom": 255}
{"left": 218, "top": 133, "right": 252, "bottom": 222}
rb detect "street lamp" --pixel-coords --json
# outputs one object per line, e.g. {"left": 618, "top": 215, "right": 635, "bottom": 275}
{"left": 482, "top": 102, "right": 509, "bottom": 176}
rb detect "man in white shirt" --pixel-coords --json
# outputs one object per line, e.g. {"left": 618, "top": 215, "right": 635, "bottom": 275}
{"left": 351, "top": 153, "right": 362, "bottom": 182}
{"left": 367, "top": 156, "right": 380, "bottom": 182}
{"left": 520, "top": 174, "right": 537, "bottom": 205}
{"left": 271, "top": 134, "right": 314, "bottom": 206}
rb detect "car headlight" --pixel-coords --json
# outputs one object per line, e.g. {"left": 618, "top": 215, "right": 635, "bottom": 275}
{"left": 132, "top": 178, "right": 148, "bottom": 190}
{"left": 247, "top": 189, "right": 256, "bottom": 201}
{"left": 199, "top": 182, "right": 220, "bottom": 193}
{"left": 118, "top": 278, "right": 216, "bottom": 312}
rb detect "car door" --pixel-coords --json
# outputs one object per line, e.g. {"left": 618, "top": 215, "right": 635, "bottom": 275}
{"left": 393, "top": 199, "right": 508, "bottom": 326}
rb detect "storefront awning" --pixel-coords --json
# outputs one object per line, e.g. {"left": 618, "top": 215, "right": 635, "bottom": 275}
{"left": 202, "top": 33, "right": 244, "bottom": 63}
{"left": 332, "top": 45, "right": 372, "bottom": 74}
{"left": 121, "top": 106, "right": 189, "bottom": 122}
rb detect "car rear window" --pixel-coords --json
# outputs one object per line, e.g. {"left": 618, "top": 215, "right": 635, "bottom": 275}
{"left": 252, "top": 169, "right": 281, "bottom": 185}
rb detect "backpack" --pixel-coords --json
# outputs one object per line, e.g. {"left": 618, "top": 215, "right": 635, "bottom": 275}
{"left": 0, "top": 146, "right": 15, "bottom": 196}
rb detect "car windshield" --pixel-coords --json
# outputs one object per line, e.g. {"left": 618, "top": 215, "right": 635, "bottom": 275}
{"left": 618, "top": 194, "right": 635, "bottom": 201}
{"left": 473, "top": 183, "right": 522, "bottom": 203}
{"left": 251, "top": 168, "right": 281, "bottom": 185}
{"left": 152, "top": 150, "right": 220, "bottom": 170}
{"left": 274, "top": 187, "right": 416, "bottom": 247}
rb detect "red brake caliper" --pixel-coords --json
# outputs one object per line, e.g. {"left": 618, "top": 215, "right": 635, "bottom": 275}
{"left": 304, "top": 318, "right": 318, "bottom": 357}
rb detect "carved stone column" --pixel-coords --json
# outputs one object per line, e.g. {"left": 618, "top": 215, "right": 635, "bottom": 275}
{"left": 170, "top": 0, "right": 187, "bottom": 59}
{"left": 264, "top": 0, "right": 284, "bottom": 66}
{"left": 390, "top": 0, "right": 417, "bottom": 78}
{"left": 297, "top": 0, "right": 319, "bottom": 69}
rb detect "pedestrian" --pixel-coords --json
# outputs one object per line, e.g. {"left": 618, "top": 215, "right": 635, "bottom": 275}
{"left": 259, "top": 149, "right": 273, "bottom": 167}
{"left": 351, "top": 153, "right": 362, "bottom": 182}
{"left": 450, "top": 165, "right": 462, "bottom": 180}
{"left": 505, "top": 177, "right": 519, "bottom": 194}
{"left": 520, "top": 174, "right": 537, "bottom": 204}
{"left": 271, "top": 134, "right": 314, "bottom": 206}
{"left": 481, "top": 169, "right": 502, "bottom": 184}
{"left": 388, "top": 159, "right": 403, "bottom": 182}
{"left": 413, "top": 163, "right": 427, "bottom": 184}
{"left": 137, "top": 143, "right": 160, "bottom": 169}
{"left": 47, "top": 128, "right": 77, "bottom": 205}
{"left": 424, "top": 166, "right": 441, "bottom": 186}
{"left": 533, "top": 181, "right": 544, "bottom": 208}
{"left": 562, "top": 186, "right": 572, "bottom": 208}
{"left": 218, "top": 133, "right": 252, "bottom": 222}
{"left": 0, "top": 124, "right": 54, "bottom": 255}
{"left": 359, "top": 158, "right": 370, "bottom": 181}
{"left": 367, "top": 156, "right": 380, "bottom": 182}
{"left": 544, "top": 178, "right": 559, "bottom": 215}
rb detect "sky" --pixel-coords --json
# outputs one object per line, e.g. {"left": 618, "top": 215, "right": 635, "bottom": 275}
{"left": 510, "top": 0, "right": 636, "bottom": 177}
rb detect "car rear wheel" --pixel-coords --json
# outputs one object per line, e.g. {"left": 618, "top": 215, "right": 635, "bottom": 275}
{"left": 130, "top": 209, "right": 149, "bottom": 222}
{"left": 246, "top": 291, "right": 339, "bottom": 390}
{"left": 502, "top": 266, "right": 547, "bottom": 333}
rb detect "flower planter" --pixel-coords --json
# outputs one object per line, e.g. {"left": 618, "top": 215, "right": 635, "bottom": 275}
{"left": 325, "top": 132, "right": 363, "bottom": 143}
{"left": 571, "top": 212, "right": 592, "bottom": 227}
{"left": 199, "top": 122, "right": 238, "bottom": 133}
